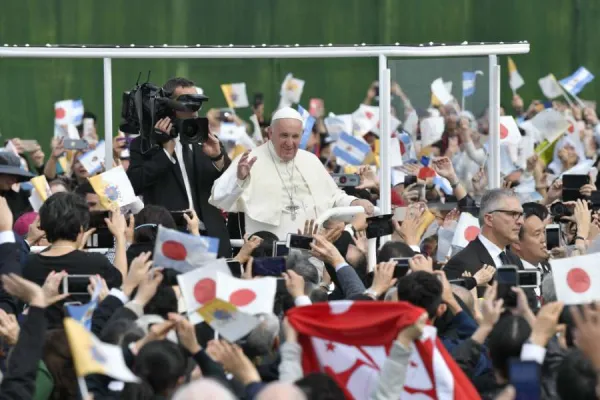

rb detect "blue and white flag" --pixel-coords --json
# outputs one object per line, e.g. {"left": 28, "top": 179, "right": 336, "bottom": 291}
{"left": 560, "top": 67, "right": 594, "bottom": 95}
{"left": 433, "top": 175, "right": 453, "bottom": 195}
{"left": 398, "top": 131, "right": 417, "bottom": 162}
{"left": 462, "top": 71, "right": 483, "bottom": 98}
{"left": 333, "top": 132, "right": 371, "bottom": 166}
{"left": 298, "top": 105, "right": 316, "bottom": 150}
{"left": 153, "top": 225, "right": 220, "bottom": 273}
{"left": 65, "top": 276, "right": 102, "bottom": 331}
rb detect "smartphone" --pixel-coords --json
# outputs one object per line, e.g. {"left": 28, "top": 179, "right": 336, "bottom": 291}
{"left": 366, "top": 214, "right": 394, "bottom": 239}
{"left": 330, "top": 174, "right": 360, "bottom": 188}
{"left": 509, "top": 359, "right": 541, "bottom": 400}
{"left": 226, "top": 259, "right": 243, "bottom": 278}
{"left": 390, "top": 257, "right": 410, "bottom": 278}
{"left": 563, "top": 174, "right": 589, "bottom": 189}
{"left": 546, "top": 224, "right": 560, "bottom": 250}
{"left": 253, "top": 257, "right": 287, "bottom": 277}
{"left": 88, "top": 211, "right": 110, "bottom": 229}
{"left": 63, "top": 139, "right": 89, "bottom": 150}
{"left": 403, "top": 175, "right": 417, "bottom": 187}
{"left": 170, "top": 211, "right": 191, "bottom": 229}
{"left": 276, "top": 277, "right": 287, "bottom": 293}
{"left": 61, "top": 275, "right": 93, "bottom": 295}
{"left": 83, "top": 118, "right": 95, "bottom": 139}
{"left": 518, "top": 270, "right": 541, "bottom": 288}
{"left": 272, "top": 241, "right": 290, "bottom": 257}
{"left": 286, "top": 234, "right": 313, "bottom": 250}
{"left": 85, "top": 227, "right": 114, "bottom": 249}
{"left": 219, "top": 108, "right": 234, "bottom": 122}
{"left": 449, "top": 278, "right": 468, "bottom": 288}
{"left": 497, "top": 266, "right": 518, "bottom": 307}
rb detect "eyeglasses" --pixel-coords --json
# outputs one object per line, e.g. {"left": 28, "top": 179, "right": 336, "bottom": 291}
{"left": 489, "top": 209, "right": 524, "bottom": 220}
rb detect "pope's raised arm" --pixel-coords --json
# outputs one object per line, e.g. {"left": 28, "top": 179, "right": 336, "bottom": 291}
{"left": 209, "top": 151, "right": 256, "bottom": 212}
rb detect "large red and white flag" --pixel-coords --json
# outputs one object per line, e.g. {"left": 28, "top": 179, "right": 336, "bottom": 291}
{"left": 287, "top": 301, "right": 480, "bottom": 400}
{"left": 451, "top": 212, "right": 480, "bottom": 249}
{"left": 550, "top": 253, "right": 600, "bottom": 305}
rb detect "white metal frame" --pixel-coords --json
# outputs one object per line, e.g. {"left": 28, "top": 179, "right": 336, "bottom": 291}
{"left": 0, "top": 42, "right": 529, "bottom": 213}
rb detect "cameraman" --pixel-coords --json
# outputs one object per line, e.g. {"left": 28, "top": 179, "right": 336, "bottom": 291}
{"left": 127, "top": 77, "right": 232, "bottom": 257}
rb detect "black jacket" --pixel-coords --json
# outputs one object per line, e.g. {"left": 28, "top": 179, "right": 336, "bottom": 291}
{"left": 127, "top": 136, "right": 232, "bottom": 258}
{"left": 444, "top": 237, "right": 537, "bottom": 309}
{"left": 0, "top": 242, "right": 23, "bottom": 315}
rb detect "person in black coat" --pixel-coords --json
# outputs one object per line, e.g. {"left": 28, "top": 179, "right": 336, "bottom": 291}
{"left": 127, "top": 77, "right": 232, "bottom": 258}
{"left": 444, "top": 189, "right": 537, "bottom": 309}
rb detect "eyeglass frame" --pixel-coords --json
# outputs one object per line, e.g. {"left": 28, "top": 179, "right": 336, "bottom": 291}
{"left": 487, "top": 209, "right": 525, "bottom": 220}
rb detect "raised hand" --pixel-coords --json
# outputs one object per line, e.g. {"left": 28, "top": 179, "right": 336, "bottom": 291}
{"left": 237, "top": 151, "right": 257, "bottom": 180}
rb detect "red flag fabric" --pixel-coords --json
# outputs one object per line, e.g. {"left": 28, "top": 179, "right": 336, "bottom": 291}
{"left": 287, "top": 301, "right": 480, "bottom": 400}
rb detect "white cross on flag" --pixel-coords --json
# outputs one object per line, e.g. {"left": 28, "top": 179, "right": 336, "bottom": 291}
{"left": 451, "top": 212, "right": 480, "bottom": 248}
{"left": 550, "top": 254, "right": 600, "bottom": 305}
{"left": 499, "top": 116, "right": 521, "bottom": 145}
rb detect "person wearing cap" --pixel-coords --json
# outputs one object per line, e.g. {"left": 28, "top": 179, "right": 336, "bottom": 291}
{"left": 0, "top": 151, "right": 35, "bottom": 219}
{"left": 209, "top": 107, "right": 375, "bottom": 240}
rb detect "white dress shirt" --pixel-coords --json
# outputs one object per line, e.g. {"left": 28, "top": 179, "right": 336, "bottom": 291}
{"left": 521, "top": 258, "right": 542, "bottom": 297}
{"left": 163, "top": 138, "right": 206, "bottom": 230}
{"left": 477, "top": 234, "right": 505, "bottom": 267}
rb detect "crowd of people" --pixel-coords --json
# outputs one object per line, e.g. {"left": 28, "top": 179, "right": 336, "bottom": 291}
{"left": 0, "top": 74, "right": 600, "bottom": 400}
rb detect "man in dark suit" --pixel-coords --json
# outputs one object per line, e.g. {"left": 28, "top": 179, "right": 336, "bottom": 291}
{"left": 444, "top": 189, "right": 537, "bottom": 308}
{"left": 127, "top": 77, "right": 232, "bottom": 258}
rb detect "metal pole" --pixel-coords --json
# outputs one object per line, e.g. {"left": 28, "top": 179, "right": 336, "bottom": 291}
{"left": 379, "top": 68, "right": 392, "bottom": 249}
{"left": 488, "top": 55, "right": 501, "bottom": 189}
{"left": 103, "top": 58, "right": 113, "bottom": 170}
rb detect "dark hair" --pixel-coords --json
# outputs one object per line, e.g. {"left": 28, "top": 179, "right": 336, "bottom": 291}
{"left": 396, "top": 271, "right": 442, "bottom": 319}
{"left": 143, "top": 286, "right": 178, "bottom": 319}
{"left": 49, "top": 178, "right": 69, "bottom": 192}
{"left": 74, "top": 181, "right": 96, "bottom": 196}
{"left": 39, "top": 192, "right": 90, "bottom": 242}
{"left": 556, "top": 349, "right": 598, "bottom": 400}
{"left": 43, "top": 329, "right": 78, "bottom": 400}
{"left": 309, "top": 288, "right": 329, "bottom": 303}
{"left": 99, "top": 319, "right": 144, "bottom": 346}
{"left": 487, "top": 315, "right": 531, "bottom": 379}
{"left": 163, "top": 77, "right": 196, "bottom": 98}
{"left": 519, "top": 202, "right": 549, "bottom": 240}
{"left": 133, "top": 205, "right": 177, "bottom": 244}
{"left": 122, "top": 340, "right": 187, "bottom": 399}
{"left": 377, "top": 241, "right": 415, "bottom": 263}
{"left": 296, "top": 372, "right": 347, "bottom": 400}
{"left": 83, "top": 111, "right": 97, "bottom": 122}
{"left": 247, "top": 230, "right": 279, "bottom": 258}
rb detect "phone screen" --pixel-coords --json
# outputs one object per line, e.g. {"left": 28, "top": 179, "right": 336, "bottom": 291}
{"left": 61, "top": 275, "right": 93, "bottom": 295}
{"left": 448, "top": 278, "right": 468, "bottom": 288}
{"left": 226, "top": 260, "right": 243, "bottom": 278}
{"left": 253, "top": 257, "right": 287, "bottom": 277}
{"left": 272, "top": 241, "right": 290, "bottom": 257}
{"left": 497, "top": 268, "right": 518, "bottom": 285}
{"left": 170, "top": 211, "right": 190, "bottom": 229}
{"left": 366, "top": 214, "right": 394, "bottom": 239}
{"left": 518, "top": 270, "right": 539, "bottom": 288}
{"left": 563, "top": 174, "right": 589, "bottom": 189}
{"left": 497, "top": 267, "right": 518, "bottom": 307}
{"left": 88, "top": 211, "right": 110, "bottom": 229}
{"left": 546, "top": 225, "right": 560, "bottom": 250}
{"left": 509, "top": 359, "right": 541, "bottom": 400}
{"left": 391, "top": 258, "right": 410, "bottom": 278}
{"left": 287, "top": 234, "right": 313, "bottom": 250}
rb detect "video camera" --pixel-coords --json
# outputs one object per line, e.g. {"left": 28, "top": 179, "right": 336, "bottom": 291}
{"left": 119, "top": 76, "right": 210, "bottom": 149}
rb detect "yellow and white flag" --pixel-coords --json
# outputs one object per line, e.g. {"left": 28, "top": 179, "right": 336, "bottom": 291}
{"left": 88, "top": 166, "right": 136, "bottom": 210}
{"left": 28, "top": 175, "right": 52, "bottom": 211}
{"left": 508, "top": 57, "right": 525, "bottom": 92}
{"left": 279, "top": 73, "right": 305, "bottom": 107}
{"left": 64, "top": 318, "right": 139, "bottom": 382}
{"left": 538, "top": 74, "right": 563, "bottom": 99}
{"left": 221, "top": 83, "right": 249, "bottom": 108}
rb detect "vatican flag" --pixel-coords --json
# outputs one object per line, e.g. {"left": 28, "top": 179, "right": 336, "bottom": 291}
{"left": 221, "top": 83, "right": 249, "bottom": 108}
{"left": 64, "top": 318, "right": 139, "bottom": 382}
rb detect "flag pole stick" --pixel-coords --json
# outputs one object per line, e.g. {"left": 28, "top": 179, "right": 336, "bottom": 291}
{"left": 557, "top": 84, "right": 575, "bottom": 108}
{"left": 461, "top": 95, "right": 465, "bottom": 112}
{"left": 77, "top": 377, "right": 91, "bottom": 399}
{"left": 571, "top": 92, "right": 586, "bottom": 108}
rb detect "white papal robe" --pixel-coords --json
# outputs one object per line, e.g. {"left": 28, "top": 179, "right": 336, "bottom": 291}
{"left": 209, "top": 141, "right": 357, "bottom": 240}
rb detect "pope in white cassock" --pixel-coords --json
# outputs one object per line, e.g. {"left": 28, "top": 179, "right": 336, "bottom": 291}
{"left": 209, "top": 107, "right": 374, "bottom": 239}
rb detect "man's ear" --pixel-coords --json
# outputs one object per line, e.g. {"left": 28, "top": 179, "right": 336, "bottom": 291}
{"left": 266, "top": 126, "right": 272, "bottom": 140}
{"left": 436, "top": 303, "right": 447, "bottom": 318}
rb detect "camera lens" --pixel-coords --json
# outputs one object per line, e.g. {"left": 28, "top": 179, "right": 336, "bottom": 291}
{"left": 340, "top": 176, "right": 347, "bottom": 184}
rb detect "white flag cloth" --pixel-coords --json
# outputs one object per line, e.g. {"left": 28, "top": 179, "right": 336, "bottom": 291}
{"left": 403, "top": 110, "right": 419, "bottom": 135}
{"left": 529, "top": 109, "right": 569, "bottom": 144}
{"left": 419, "top": 117, "right": 445, "bottom": 148}
{"left": 499, "top": 116, "right": 521, "bottom": 145}
{"left": 451, "top": 212, "right": 480, "bottom": 248}
{"left": 280, "top": 73, "right": 305, "bottom": 105}
{"left": 431, "top": 78, "right": 454, "bottom": 105}
{"left": 508, "top": 57, "right": 525, "bottom": 92}
{"left": 78, "top": 141, "right": 105, "bottom": 175}
{"left": 55, "top": 99, "right": 84, "bottom": 125}
{"left": 153, "top": 225, "right": 219, "bottom": 273}
{"left": 324, "top": 114, "right": 353, "bottom": 141}
{"left": 550, "top": 254, "right": 600, "bottom": 305}
{"left": 538, "top": 74, "right": 564, "bottom": 99}
{"left": 351, "top": 104, "right": 379, "bottom": 136}
{"left": 215, "top": 273, "right": 276, "bottom": 315}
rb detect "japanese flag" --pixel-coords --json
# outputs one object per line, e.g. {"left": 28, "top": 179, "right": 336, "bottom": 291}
{"left": 371, "top": 114, "right": 401, "bottom": 138}
{"left": 55, "top": 99, "right": 84, "bottom": 125}
{"left": 176, "top": 259, "right": 231, "bottom": 324}
{"left": 499, "top": 116, "right": 521, "bottom": 145}
{"left": 216, "top": 273, "right": 276, "bottom": 315}
{"left": 153, "top": 225, "right": 219, "bottom": 273}
{"left": 550, "top": 254, "right": 600, "bottom": 305}
{"left": 451, "top": 212, "right": 480, "bottom": 248}
{"left": 352, "top": 104, "right": 379, "bottom": 137}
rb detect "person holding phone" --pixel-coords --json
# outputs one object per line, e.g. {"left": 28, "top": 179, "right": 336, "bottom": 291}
{"left": 128, "top": 77, "right": 232, "bottom": 258}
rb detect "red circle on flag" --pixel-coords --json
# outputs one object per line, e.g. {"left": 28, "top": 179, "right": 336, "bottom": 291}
{"left": 418, "top": 167, "right": 436, "bottom": 180}
{"left": 229, "top": 289, "right": 256, "bottom": 307}
{"left": 365, "top": 111, "right": 374, "bottom": 120}
{"left": 464, "top": 226, "right": 480, "bottom": 242}
{"left": 193, "top": 278, "right": 216, "bottom": 304}
{"left": 55, "top": 107, "right": 66, "bottom": 119}
{"left": 161, "top": 240, "right": 187, "bottom": 261}
{"left": 399, "top": 141, "right": 406, "bottom": 155}
{"left": 567, "top": 268, "right": 591, "bottom": 293}
{"left": 568, "top": 123, "right": 575, "bottom": 134}
{"left": 500, "top": 124, "right": 509, "bottom": 140}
